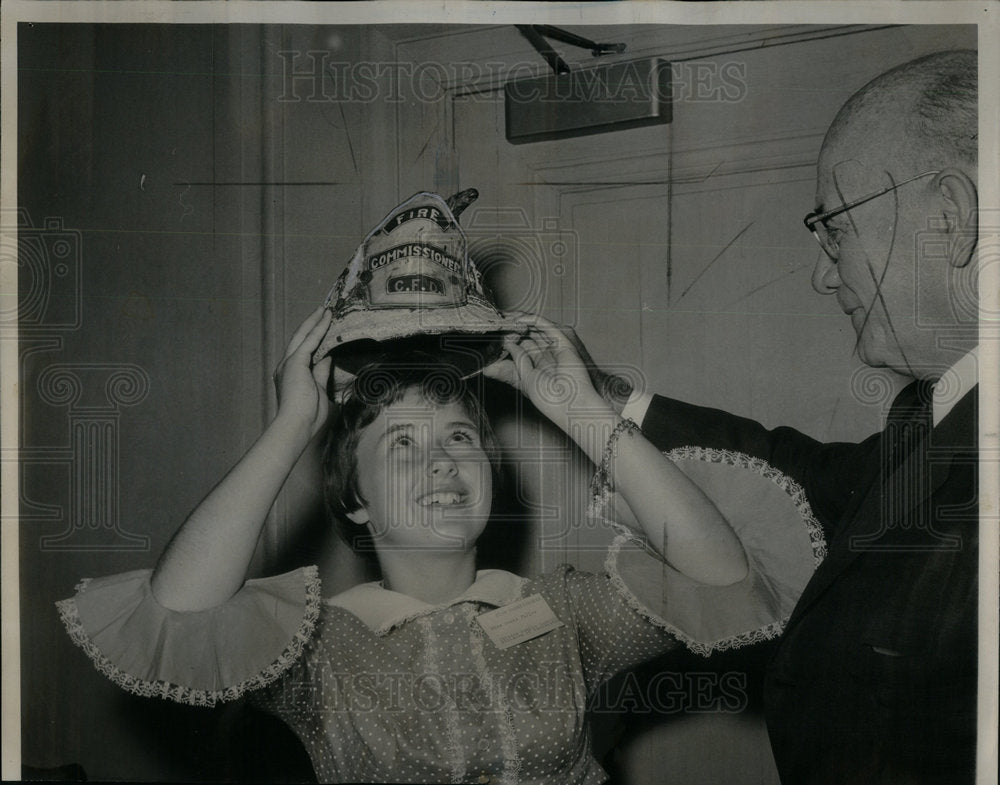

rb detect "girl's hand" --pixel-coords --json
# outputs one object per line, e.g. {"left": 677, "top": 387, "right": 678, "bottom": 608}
{"left": 485, "top": 319, "right": 610, "bottom": 429}
{"left": 488, "top": 312, "right": 634, "bottom": 412}
{"left": 272, "top": 306, "right": 333, "bottom": 439}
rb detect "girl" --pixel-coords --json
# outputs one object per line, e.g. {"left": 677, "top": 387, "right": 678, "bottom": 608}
{"left": 58, "top": 308, "right": 818, "bottom": 784}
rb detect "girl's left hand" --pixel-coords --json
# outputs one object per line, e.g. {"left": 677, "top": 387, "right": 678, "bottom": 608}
{"left": 484, "top": 319, "right": 609, "bottom": 427}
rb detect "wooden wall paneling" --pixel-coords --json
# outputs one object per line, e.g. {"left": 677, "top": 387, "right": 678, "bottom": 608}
{"left": 359, "top": 27, "right": 410, "bottom": 228}
{"left": 225, "top": 25, "right": 272, "bottom": 579}
{"left": 18, "top": 23, "right": 264, "bottom": 780}
{"left": 259, "top": 25, "right": 382, "bottom": 591}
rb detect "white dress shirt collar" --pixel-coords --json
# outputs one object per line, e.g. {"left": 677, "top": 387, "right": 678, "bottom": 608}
{"left": 932, "top": 346, "right": 979, "bottom": 426}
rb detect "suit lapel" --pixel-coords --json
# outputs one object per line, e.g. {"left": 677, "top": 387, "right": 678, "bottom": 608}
{"left": 784, "top": 387, "right": 977, "bottom": 628}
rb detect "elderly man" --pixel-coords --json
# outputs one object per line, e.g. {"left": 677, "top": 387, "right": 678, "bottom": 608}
{"left": 581, "top": 50, "right": 978, "bottom": 784}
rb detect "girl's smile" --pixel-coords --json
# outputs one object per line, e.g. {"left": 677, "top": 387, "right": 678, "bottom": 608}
{"left": 347, "top": 388, "right": 494, "bottom": 551}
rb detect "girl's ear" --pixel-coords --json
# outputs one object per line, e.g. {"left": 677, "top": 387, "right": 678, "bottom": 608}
{"left": 346, "top": 507, "right": 370, "bottom": 525}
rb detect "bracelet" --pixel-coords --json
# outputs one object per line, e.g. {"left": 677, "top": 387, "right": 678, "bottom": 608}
{"left": 588, "top": 417, "right": 640, "bottom": 508}
{"left": 586, "top": 417, "right": 665, "bottom": 561}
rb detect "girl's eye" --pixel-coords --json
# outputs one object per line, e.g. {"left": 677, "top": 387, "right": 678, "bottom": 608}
{"left": 390, "top": 434, "right": 415, "bottom": 448}
{"left": 448, "top": 430, "right": 475, "bottom": 445}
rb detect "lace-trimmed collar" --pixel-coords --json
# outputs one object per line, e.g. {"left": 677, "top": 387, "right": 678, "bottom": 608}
{"left": 325, "top": 569, "right": 527, "bottom": 635}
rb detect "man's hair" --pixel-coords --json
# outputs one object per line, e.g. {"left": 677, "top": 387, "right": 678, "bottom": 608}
{"left": 321, "top": 354, "right": 501, "bottom": 555}
{"left": 827, "top": 49, "right": 977, "bottom": 169}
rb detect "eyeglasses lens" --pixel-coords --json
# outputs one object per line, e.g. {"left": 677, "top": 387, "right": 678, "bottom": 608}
{"left": 810, "top": 223, "right": 838, "bottom": 260}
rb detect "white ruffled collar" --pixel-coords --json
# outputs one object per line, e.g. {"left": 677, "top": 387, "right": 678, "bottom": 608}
{"left": 325, "top": 569, "right": 527, "bottom": 635}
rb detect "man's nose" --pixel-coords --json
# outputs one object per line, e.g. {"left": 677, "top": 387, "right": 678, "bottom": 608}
{"left": 811, "top": 252, "right": 840, "bottom": 294}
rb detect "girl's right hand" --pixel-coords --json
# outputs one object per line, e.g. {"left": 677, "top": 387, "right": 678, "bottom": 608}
{"left": 484, "top": 321, "right": 610, "bottom": 433}
{"left": 272, "top": 306, "right": 333, "bottom": 439}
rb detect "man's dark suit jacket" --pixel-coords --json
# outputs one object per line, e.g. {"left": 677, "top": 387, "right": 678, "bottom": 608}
{"left": 641, "top": 383, "right": 978, "bottom": 784}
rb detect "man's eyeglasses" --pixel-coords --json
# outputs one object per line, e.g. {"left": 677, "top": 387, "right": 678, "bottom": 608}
{"left": 803, "top": 170, "right": 940, "bottom": 260}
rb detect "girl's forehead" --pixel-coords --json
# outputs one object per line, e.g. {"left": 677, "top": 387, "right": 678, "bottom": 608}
{"left": 365, "top": 389, "right": 473, "bottom": 433}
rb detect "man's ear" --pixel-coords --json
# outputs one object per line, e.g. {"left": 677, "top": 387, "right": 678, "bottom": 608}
{"left": 346, "top": 507, "right": 370, "bottom": 525}
{"left": 936, "top": 168, "right": 978, "bottom": 268}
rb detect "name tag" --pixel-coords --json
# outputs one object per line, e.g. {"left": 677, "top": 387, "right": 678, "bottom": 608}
{"left": 477, "top": 594, "right": 565, "bottom": 649}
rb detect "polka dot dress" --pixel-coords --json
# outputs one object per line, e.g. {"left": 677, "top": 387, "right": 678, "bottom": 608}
{"left": 251, "top": 565, "right": 678, "bottom": 784}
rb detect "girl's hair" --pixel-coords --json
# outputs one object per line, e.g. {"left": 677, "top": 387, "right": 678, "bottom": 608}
{"left": 321, "top": 354, "right": 501, "bottom": 556}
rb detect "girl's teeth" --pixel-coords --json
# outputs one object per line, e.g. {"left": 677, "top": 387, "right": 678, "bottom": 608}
{"left": 424, "top": 492, "right": 462, "bottom": 506}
